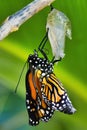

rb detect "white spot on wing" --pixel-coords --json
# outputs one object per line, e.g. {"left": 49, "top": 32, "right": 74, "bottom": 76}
{"left": 27, "top": 106, "right": 30, "bottom": 109}
{"left": 26, "top": 100, "right": 29, "bottom": 104}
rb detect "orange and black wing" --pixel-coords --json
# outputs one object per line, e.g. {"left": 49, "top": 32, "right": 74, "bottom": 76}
{"left": 41, "top": 73, "right": 76, "bottom": 114}
{"left": 26, "top": 70, "right": 40, "bottom": 125}
{"left": 26, "top": 70, "right": 54, "bottom": 126}
{"left": 34, "top": 70, "right": 54, "bottom": 122}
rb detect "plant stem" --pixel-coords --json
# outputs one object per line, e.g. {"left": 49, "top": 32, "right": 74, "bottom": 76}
{"left": 0, "top": 0, "right": 55, "bottom": 41}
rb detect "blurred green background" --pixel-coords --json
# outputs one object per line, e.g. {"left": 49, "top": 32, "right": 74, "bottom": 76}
{"left": 0, "top": 0, "right": 87, "bottom": 130}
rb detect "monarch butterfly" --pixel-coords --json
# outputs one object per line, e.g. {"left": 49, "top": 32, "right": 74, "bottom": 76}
{"left": 26, "top": 50, "right": 76, "bottom": 126}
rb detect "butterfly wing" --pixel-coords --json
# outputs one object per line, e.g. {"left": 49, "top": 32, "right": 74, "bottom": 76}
{"left": 26, "top": 69, "right": 54, "bottom": 126}
{"left": 26, "top": 70, "right": 40, "bottom": 126}
{"left": 34, "top": 70, "right": 54, "bottom": 122}
{"left": 41, "top": 73, "right": 76, "bottom": 114}
{"left": 37, "top": 98, "right": 54, "bottom": 122}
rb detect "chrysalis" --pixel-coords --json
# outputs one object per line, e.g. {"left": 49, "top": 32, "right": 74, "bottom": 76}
{"left": 46, "top": 8, "right": 72, "bottom": 59}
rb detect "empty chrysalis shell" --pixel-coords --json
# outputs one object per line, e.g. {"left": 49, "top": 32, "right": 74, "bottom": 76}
{"left": 46, "top": 8, "right": 72, "bottom": 59}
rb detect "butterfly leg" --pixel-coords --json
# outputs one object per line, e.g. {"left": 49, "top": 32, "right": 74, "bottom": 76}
{"left": 51, "top": 56, "right": 62, "bottom": 64}
{"left": 38, "top": 31, "right": 48, "bottom": 60}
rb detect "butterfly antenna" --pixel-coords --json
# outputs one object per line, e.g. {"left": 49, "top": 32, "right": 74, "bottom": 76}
{"left": 15, "top": 61, "right": 27, "bottom": 93}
